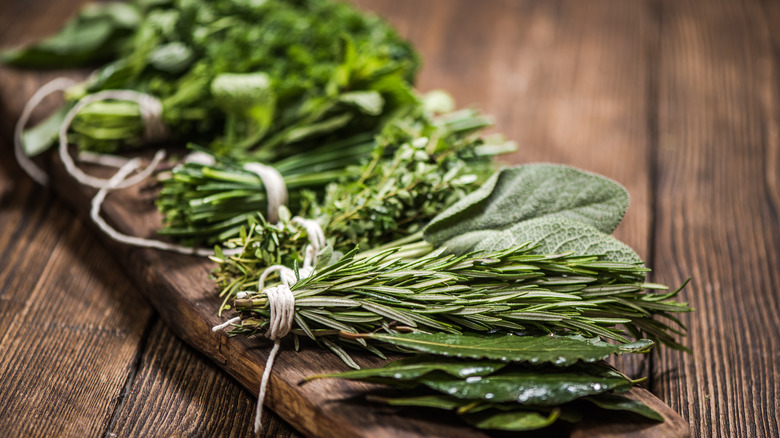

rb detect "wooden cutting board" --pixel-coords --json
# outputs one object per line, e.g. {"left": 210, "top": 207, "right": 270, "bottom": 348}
{"left": 0, "top": 76, "right": 689, "bottom": 438}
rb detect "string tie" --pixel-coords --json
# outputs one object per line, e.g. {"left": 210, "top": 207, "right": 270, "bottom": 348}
{"left": 59, "top": 89, "right": 169, "bottom": 189}
{"left": 212, "top": 217, "right": 325, "bottom": 435}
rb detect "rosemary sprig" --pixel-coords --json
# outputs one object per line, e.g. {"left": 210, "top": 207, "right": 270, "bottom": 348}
{"left": 220, "top": 240, "right": 691, "bottom": 365}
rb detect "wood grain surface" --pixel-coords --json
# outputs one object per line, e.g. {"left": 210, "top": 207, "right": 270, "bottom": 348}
{"left": 0, "top": 0, "right": 778, "bottom": 437}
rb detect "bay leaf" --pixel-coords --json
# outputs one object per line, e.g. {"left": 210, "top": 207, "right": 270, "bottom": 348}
{"left": 461, "top": 408, "right": 560, "bottom": 431}
{"left": 359, "top": 332, "right": 654, "bottom": 366}
{"left": 418, "top": 366, "right": 632, "bottom": 405}
{"left": 585, "top": 393, "right": 664, "bottom": 422}
{"left": 309, "top": 355, "right": 506, "bottom": 382}
{"left": 367, "top": 393, "right": 473, "bottom": 410}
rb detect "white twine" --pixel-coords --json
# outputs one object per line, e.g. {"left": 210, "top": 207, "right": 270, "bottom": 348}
{"left": 243, "top": 162, "right": 287, "bottom": 224}
{"left": 211, "top": 217, "right": 325, "bottom": 435}
{"left": 211, "top": 316, "right": 242, "bottom": 332}
{"left": 14, "top": 77, "right": 78, "bottom": 185}
{"left": 59, "top": 89, "right": 169, "bottom": 189}
{"left": 91, "top": 157, "right": 221, "bottom": 257}
{"left": 77, "top": 151, "right": 133, "bottom": 168}
{"left": 183, "top": 151, "right": 216, "bottom": 166}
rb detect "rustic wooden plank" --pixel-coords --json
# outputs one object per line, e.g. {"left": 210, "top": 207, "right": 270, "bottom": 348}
{"left": 0, "top": 2, "right": 154, "bottom": 435}
{"left": 653, "top": 0, "right": 780, "bottom": 437}
{"left": 107, "top": 319, "right": 296, "bottom": 438}
{"left": 0, "top": 0, "right": 689, "bottom": 436}
{"left": 0, "top": 166, "right": 154, "bottom": 436}
{"left": 0, "top": 2, "right": 298, "bottom": 436}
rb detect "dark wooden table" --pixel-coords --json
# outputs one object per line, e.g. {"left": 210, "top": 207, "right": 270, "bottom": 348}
{"left": 1, "top": 1, "right": 778, "bottom": 437}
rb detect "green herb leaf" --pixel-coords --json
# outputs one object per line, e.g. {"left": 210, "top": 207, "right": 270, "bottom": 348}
{"left": 308, "top": 355, "right": 506, "bottom": 382}
{"left": 366, "top": 393, "right": 473, "bottom": 410}
{"left": 445, "top": 217, "right": 643, "bottom": 264}
{"left": 418, "top": 365, "right": 632, "bottom": 405}
{"left": 354, "top": 332, "right": 653, "bottom": 366}
{"left": 585, "top": 393, "right": 664, "bottom": 422}
{"left": 339, "top": 91, "right": 384, "bottom": 116}
{"left": 1, "top": 2, "right": 140, "bottom": 68}
{"left": 21, "top": 105, "right": 71, "bottom": 156}
{"left": 460, "top": 408, "right": 560, "bottom": 431}
{"left": 424, "top": 164, "right": 630, "bottom": 254}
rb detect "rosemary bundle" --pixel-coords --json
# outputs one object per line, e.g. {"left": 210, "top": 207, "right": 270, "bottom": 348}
{"left": 220, "top": 240, "right": 689, "bottom": 366}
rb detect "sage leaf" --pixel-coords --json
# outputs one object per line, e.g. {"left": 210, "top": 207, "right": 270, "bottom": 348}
{"left": 461, "top": 408, "right": 560, "bottom": 431}
{"left": 585, "top": 394, "right": 664, "bottom": 422}
{"left": 418, "top": 366, "right": 632, "bottom": 405}
{"left": 424, "top": 164, "right": 631, "bottom": 257}
{"left": 357, "top": 332, "right": 654, "bottom": 366}
{"left": 445, "top": 217, "right": 643, "bottom": 264}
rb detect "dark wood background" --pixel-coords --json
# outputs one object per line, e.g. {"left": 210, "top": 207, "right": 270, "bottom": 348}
{"left": 0, "top": 0, "right": 778, "bottom": 437}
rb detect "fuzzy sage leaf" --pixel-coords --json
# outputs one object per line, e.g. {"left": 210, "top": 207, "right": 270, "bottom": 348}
{"left": 424, "top": 164, "right": 635, "bottom": 262}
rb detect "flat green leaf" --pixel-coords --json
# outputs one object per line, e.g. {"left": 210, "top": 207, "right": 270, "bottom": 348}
{"left": 585, "top": 394, "right": 664, "bottom": 422}
{"left": 367, "top": 393, "right": 472, "bottom": 410}
{"left": 448, "top": 217, "right": 643, "bottom": 264}
{"left": 339, "top": 91, "right": 384, "bottom": 116}
{"left": 424, "top": 164, "right": 633, "bottom": 260}
{"left": 419, "top": 366, "right": 632, "bottom": 405}
{"left": 358, "top": 332, "right": 654, "bottom": 366}
{"left": 1, "top": 3, "right": 140, "bottom": 68}
{"left": 461, "top": 408, "right": 560, "bottom": 431}
{"left": 309, "top": 355, "right": 506, "bottom": 382}
{"left": 148, "top": 41, "right": 194, "bottom": 73}
{"left": 22, "top": 105, "right": 71, "bottom": 156}
{"left": 211, "top": 73, "right": 275, "bottom": 115}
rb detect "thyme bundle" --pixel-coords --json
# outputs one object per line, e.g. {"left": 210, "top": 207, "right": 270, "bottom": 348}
{"left": 157, "top": 103, "right": 513, "bottom": 246}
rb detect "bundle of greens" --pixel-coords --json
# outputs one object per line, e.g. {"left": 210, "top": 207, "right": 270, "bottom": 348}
{"left": 305, "top": 332, "right": 665, "bottom": 432}
{"left": 213, "top": 164, "right": 692, "bottom": 432}
{"left": 214, "top": 164, "right": 691, "bottom": 360}
{"left": 6, "top": 0, "right": 420, "bottom": 160}
{"left": 157, "top": 101, "right": 513, "bottom": 246}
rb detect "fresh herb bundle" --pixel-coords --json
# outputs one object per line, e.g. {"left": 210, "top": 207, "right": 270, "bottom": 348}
{"left": 305, "top": 332, "right": 665, "bottom": 432}
{"left": 214, "top": 164, "right": 692, "bottom": 365}
{"left": 5, "top": 0, "right": 420, "bottom": 160}
{"left": 221, "top": 240, "right": 689, "bottom": 365}
{"left": 157, "top": 101, "right": 514, "bottom": 246}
